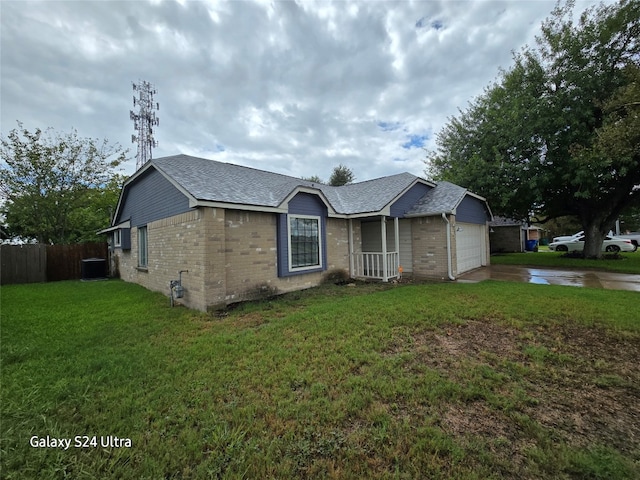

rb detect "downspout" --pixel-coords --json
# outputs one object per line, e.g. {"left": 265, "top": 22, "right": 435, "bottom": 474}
{"left": 441, "top": 213, "right": 455, "bottom": 281}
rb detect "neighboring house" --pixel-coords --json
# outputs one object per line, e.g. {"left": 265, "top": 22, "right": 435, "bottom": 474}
{"left": 101, "top": 155, "right": 492, "bottom": 311}
{"left": 489, "top": 216, "right": 542, "bottom": 253}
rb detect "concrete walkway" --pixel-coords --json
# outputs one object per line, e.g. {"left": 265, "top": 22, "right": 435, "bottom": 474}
{"left": 458, "top": 264, "right": 640, "bottom": 292}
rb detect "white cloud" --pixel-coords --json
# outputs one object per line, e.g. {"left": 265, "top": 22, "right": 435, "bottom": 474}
{"left": 1, "top": 0, "right": 612, "bottom": 183}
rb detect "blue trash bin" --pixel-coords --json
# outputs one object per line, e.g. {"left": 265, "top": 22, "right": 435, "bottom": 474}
{"left": 525, "top": 240, "right": 538, "bottom": 251}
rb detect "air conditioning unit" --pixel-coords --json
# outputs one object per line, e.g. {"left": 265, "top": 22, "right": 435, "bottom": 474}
{"left": 81, "top": 258, "right": 107, "bottom": 280}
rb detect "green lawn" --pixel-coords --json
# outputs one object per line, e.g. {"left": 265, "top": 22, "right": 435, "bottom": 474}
{"left": 1, "top": 279, "right": 638, "bottom": 479}
{"left": 491, "top": 251, "right": 640, "bottom": 274}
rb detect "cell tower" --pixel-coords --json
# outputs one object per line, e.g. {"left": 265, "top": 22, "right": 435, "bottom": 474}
{"left": 130, "top": 80, "right": 159, "bottom": 170}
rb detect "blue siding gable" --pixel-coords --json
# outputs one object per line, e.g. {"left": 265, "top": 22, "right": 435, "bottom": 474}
{"left": 277, "top": 193, "right": 328, "bottom": 277}
{"left": 390, "top": 183, "right": 431, "bottom": 218}
{"left": 117, "top": 168, "right": 193, "bottom": 227}
{"left": 288, "top": 192, "right": 328, "bottom": 217}
{"left": 456, "top": 196, "right": 490, "bottom": 224}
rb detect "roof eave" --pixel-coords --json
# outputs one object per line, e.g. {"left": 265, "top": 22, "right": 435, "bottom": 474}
{"left": 97, "top": 219, "right": 131, "bottom": 235}
{"left": 190, "top": 199, "right": 288, "bottom": 213}
{"left": 404, "top": 210, "right": 454, "bottom": 218}
{"left": 345, "top": 207, "right": 391, "bottom": 219}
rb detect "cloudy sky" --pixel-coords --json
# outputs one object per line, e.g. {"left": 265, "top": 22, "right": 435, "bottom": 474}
{"left": 1, "top": 0, "right": 610, "bottom": 183}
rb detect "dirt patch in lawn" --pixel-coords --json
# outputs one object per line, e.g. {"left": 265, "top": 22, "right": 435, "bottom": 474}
{"left": 520, "top": 323, "right": 640, "bottom": 455}
{"left": 399, "top": 320, "right": 640, "bottom": 472}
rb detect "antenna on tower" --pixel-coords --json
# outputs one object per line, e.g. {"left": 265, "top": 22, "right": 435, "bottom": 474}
{"left": 130, "top": 80, "right": 159, "bottom": 170}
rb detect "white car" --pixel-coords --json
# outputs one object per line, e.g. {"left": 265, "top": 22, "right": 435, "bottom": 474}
{"left": 549, "top": 235, "right": 636, "bottom": 253}
{"left": 552, "top": 231, "right": 584, "bottom": 243}
{"left": 615, "top": 232, "right": 640, "bottom": 248}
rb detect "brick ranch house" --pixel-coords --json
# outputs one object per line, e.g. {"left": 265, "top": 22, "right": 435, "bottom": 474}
{"left": 101, "top": 154, "right": 492, "bottom": 311}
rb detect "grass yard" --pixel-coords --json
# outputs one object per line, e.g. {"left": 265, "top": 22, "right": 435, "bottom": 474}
{"left": 1, "top": 279, "right": 639, "bottom": 479}
{"left": 491, "top": 251, "right": 640, "bottom": 274}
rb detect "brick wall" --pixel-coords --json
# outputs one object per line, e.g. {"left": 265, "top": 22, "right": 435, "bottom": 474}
{"left": 202, "top": 207, "right": 227, "bottom": 309}
{"left": 490, "top": 226, "right": 523, "bottom": 253}
{"left": 411, "top": 215, "right": 452, "bottom": 279}
{"left": 114, "top": 208, "right": 352, "bottom": 311}
{"left": 223, "top": 210, "right": 278, "bottom": 303}
{"left": 326, "top": 217, "right": 351, "bottom": 270}
{"left": 116, "top": 210, "right": 213, "bottom": 310}
{"left": 114, "top": 208, "right": 486, "bottom": 310}
{"left": 223, "top": 212, "right": 351, "bottom": 303}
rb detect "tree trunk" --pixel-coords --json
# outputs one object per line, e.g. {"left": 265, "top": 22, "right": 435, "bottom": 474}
{"left": 582, "top": 222, "right": 606, "bottom": 258}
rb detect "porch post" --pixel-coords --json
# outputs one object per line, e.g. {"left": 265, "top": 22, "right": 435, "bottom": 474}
{"left": 394, "top": 217, "right": 400, "bottom": 274}
{"left": 348, "top": 218, "right": 354, "bottom": 277}
{"left": 381, "top": 216, "right": 388, "bottom": 282}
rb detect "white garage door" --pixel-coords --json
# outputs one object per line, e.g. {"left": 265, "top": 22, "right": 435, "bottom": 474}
{"left": 455, "top": 223, "right": 486, "bottom": 274}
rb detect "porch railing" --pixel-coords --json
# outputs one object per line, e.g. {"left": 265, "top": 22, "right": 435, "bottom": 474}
{"left": 351, "top": 251, "right": 399, "bottom": 281}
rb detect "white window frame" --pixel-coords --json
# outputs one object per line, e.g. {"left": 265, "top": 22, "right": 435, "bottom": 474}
{"left": 138, "top": 226, "right": 148, "bottom": 268}
{"left": 114, "top": 229, "right": 122, "bottom": 248}
{"left": 287, "top": 214, "right": 322, "bottom": 272}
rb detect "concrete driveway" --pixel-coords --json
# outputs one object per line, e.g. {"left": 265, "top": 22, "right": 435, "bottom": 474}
{"left": 458, "top": 264, "right": 640, "bottom": 292}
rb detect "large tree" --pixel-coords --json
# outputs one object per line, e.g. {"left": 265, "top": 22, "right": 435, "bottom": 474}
{"left": 427, "top": 0, "right": 640, "bottom": 257}
{"left": 0, "top": 123, "right": 127, "bottom": 244}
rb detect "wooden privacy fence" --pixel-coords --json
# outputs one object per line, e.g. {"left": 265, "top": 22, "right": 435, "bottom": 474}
{"left": 1, "top": 242, "right": 108, "bottom": 285}
{"left": 0, "top": 244, "right": 47, "bottom": 284}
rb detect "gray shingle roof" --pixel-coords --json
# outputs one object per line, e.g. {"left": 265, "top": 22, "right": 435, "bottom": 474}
{"left": 149, "top": 155, "right": 421, "bottom": 215}
{"left": 140, "top": 155, "right": 478, "bottom": 217}
{"left": 153, "top": 154, "right": 314, "bottom": 208}
{"left": 320, "top": 172, "right": 419, "bottom": 214}
{"left": 405, "top": 181, "right": 467, "bottom": 216}
{"left": 489, "top": 216, "right": 524, "bottom": 227}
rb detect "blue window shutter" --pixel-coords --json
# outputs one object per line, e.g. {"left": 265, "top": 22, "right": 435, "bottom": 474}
{"left": 121, "top": 228, "right": 131, "bottom": 250}
{"left": 276, "top": 214, "right": 288, "bottom": 276}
